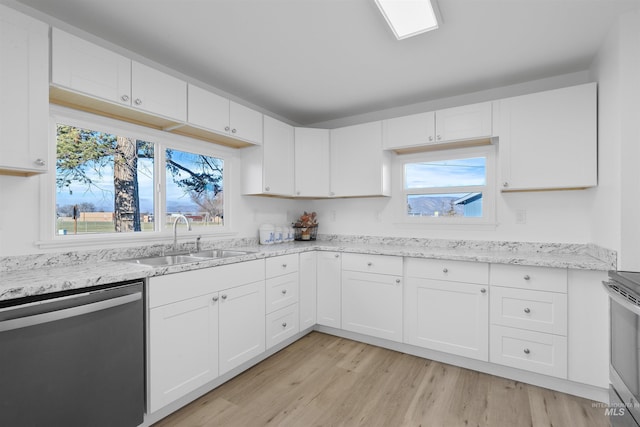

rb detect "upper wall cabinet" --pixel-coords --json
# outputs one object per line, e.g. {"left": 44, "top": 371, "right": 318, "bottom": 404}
{"left": 187, "top": 84, "right": 263, "bottom": 146}
{"left": 294, "top": 127, "right": 331, "bottom": 198}
{"left": 242, "top": 116, "right": 294, "bottom": 197}
{"left": 497, "top": 83, "right": 597, "bottom": 191}
{"left": 330, "top": 121, "right": 391, "bottom": 197}
{"left": 51, "top": 28, "right": 187, "bottom": 123}
{"left": 382, "top": 102, "right": 492, "bottom": 151}
{"left": 0, "top": 5, "right": 49, "bottom": 176}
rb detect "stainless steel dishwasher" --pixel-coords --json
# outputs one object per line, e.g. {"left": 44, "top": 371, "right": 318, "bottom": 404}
{"left": 0, "top": 280, "right": 144, "bottom": 427}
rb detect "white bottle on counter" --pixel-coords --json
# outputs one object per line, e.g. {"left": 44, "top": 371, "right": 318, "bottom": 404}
{"left": 274, "top": 226, "right": 283, "bottom": 244}
{"left": 259, "top": 224, "right": 274, "bottom": 245}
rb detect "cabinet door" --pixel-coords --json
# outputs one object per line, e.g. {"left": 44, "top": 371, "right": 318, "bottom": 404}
{"left": 187, "top": 84, "right": 230, "bottom": 134}
{"left": 299, "top": 251, "right": 317, "bottom": 330}
{"left": 317, "top": 251, "right": 342, "bottom": 328}
{"left": 404, "top": 278, "right": 489, "bottom": 361}
{"left": 294, "top": 127, "right": 331, "bottom": 197}
{"left": 230, "top": 101, "right": 263, "bottom": 145}
{"left": 498, "top": 83, "right": 596, "bottom": 191}
{"left": 148, "top": 293, "right": 219, "bottom": 413}
{"left": 435, "top": 102, "right": 492, "bottom": 142}
{"left": 51, "top": 28, "right": 131, "bottom": 106}
{"left": 261, "top": 116, "right": 294, "bottom": 196}
{"left": 131, "top": 61, "right": 187, "bottom": 121}
{"left": 382, "top": 111, "right": 435, "bottom": 150}
{"left": 342, "top": 271, "right": 403, "bottom": 342}
{"left": 330, "top": 121, "right": 390, "bottom": 197}
{"left": 219, "top": 281, "right": 266, "bottom": 374}
{"left": 0, "top": 6, "right": 48, "bottom": 174}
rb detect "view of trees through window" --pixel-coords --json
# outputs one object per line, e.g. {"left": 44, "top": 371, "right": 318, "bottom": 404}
{"left": 55, "top": 124, "right": 224, "bottom": 235}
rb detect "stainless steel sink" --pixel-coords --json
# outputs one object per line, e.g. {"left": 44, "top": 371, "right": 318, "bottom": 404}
{"left": 190, "top": 249, "right": 253, "bottom": 258}
{"left": 127, "top": 254, "right": 212, "bottom": 266}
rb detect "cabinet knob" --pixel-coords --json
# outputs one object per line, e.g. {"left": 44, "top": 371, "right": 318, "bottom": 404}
{"left": 396, "top": 278, "right": 401, "bottom": 284}
{"left": 443, "top": 268, "right": 448, "bottom": 273}
{"left": 225, "top": 126, "right": 230, "bottom": 131}
{"left": 282, "top": 263, "right": 287, "bottom": 268}
{"left": 436, "top": 135, "right": 442, "bottom": 141}
{"left": 265, "top": 186, "right": 270, "bottom": 191}
{"left": 523, "top": 348, "right": 531, "bottom": 355}
{"left": 281, "top": 289, "right": 287, "bottom": 295}
{"left": 34, "top": 158, "right": 46, "bottom": 167}
{"left": 428, "top": 136, "right": 433, "bottom": 142}
{"left": 334, "top": 254, "right": 340, "bottom": 258}
{"left": 231, "top": 128, "right": 237, "bottom": 134}
{"left": 221, "top": 294, "right": 227, "bottom": 300}
{"left": 121, "top": 94, "right": 129, "bottom": 102}
{"left": 481, "top": 288, "right": 487, "bottom": 294}
{"left": 503, "top": 182, "right": 509, "bottom": 188}
{"left": 282, "top": 322, "right": 287, "bottom": 328}
{"left": 367, "top": 262, "right": 373, "bottom": 266}
{"left": 134, "top": 98, "right": 142, "bottom": 105}
{"left": 524, "top": 307, "right": 531, "bottom": 314}
{"left": 296, "top": 191, "right": 301, "bottom": 195}
{"left": 523, "top": 275, "right": 530, "bottom": 281}
{"left": 212, "top": 296, "right": 219, "bottom": 302}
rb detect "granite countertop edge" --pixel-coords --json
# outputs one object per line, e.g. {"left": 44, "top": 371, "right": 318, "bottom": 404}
{"left": 0, "top": 241, "right": 614, "bottom": 302}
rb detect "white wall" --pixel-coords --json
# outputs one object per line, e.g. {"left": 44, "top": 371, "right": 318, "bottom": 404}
{"left": 588, "top": 8, "right": 640, "bottom": 269}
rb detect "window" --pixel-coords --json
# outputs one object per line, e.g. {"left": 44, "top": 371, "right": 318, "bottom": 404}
{"left": 400, "top": 146, "right": 495, "bottom": 224}
{"left": 49, "top": 108, "right": 228, "bottom": 241}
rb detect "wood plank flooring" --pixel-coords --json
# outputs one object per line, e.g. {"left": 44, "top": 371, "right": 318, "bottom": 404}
{"left": 153, "top": 332, "right": 610, "bottom": 427}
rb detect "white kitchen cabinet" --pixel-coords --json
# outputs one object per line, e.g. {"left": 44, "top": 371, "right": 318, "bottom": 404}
{"left": 382, "top": 102, "right": 492, "bottom": 151}
{"left": 317, "top": 251, "right": 342, "bottom": 328}
{"left": 497, "top": 82, "right": 597, "bottom": 191}
{"left": 299, "top": 251, "right": 317, "bottom": 330}
{"left": 489, "top": 264, "right": 568, "bottom": 379}
{"left": 294, "top": 127, "right": 331, "bottom": 197}
{"left": 148, "top": 293, "right": 218, "bottom": 413}
{"left": 242, "top": 116, "right": 294, "bottom": 196}
{"left": 0, "top": 5, "right": 48, "bottom": 175}
{"left": 404, "top": 258, "right": 489, "bottom": 361}
{"left": 330, "top": 121, "right": 391, "bottom": 197}
{"left": 131, "top": 61, "right": 186, "bottom": 121}
{"left": 187, "top": 84, "right": 263, "bottom": 145}
{"left": 51, "top": 28, "right": 187, "bottom": 122}
{"left": 51, "top": 28, "right": 131, "bottom": 108}
{"left": 219, "top": 281, "right": 266, "bottom": 374}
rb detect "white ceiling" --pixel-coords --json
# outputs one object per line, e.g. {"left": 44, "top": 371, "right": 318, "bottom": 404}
{"left": 11, "top": 0, "right": 640, "bottom": 125}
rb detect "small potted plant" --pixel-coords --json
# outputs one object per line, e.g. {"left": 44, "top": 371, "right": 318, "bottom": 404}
{"left": 293, "top": 211, "right": 318, "bottom": 241}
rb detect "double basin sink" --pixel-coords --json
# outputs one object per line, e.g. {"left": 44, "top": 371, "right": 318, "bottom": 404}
{"left": 125, "top": 249, "right": 254, "bottom": 267}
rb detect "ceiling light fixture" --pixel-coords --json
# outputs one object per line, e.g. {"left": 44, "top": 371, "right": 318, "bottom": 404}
{"left": 375, "top": 0, "right": 439, "bottom": 40}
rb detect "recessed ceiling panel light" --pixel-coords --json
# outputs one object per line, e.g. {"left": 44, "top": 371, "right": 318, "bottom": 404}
{"left": 375, "top": 0, "right": 439, "bottom": 40}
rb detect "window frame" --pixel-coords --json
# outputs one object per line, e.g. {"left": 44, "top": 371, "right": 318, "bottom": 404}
{"left": 397, "top": 145, "right": 497, "bottom": 226}
{"left": 39, "top": 105, "right": 235, "bottom": 248}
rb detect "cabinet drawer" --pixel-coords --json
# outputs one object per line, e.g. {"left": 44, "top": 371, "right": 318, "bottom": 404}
{"left": 491, "top": 287, "right": 567, "bottom": 335}
{"left": 266, "top": 254, "right": 299, "bottom": 278}
{"left": 490, "top": 264, "right": 567, "bottom": 293}
{"left": 490, "top": 325, "right": 567, "bottom": 378}
{"left": 342, "top": 253, "right": 403, "bottom": 276}
{"left": 405, "top": 258, "right": 489, "bottom": 284}
{"left": 265, "top": 272, "right": 298, "bottom": 314}
{"left": 266, "top": 304, "right": 299, "bottom": 349}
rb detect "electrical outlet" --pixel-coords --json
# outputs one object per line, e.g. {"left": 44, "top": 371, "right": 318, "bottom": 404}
{"left": 516, "top": 209, "right": 527, "bottom": 224}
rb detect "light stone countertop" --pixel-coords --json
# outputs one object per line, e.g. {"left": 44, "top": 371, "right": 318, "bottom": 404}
{"left": 0, "top": 238, "right": 615, "bottom": 302}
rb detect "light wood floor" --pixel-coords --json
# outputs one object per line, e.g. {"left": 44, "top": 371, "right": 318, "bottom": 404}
{"left": 153, "top": 332, "right": 610, "bottom": 427}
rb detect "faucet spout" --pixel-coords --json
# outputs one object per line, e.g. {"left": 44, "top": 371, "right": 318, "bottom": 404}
{"left": 172, "top": 214, "right": 192, "bottom": 253}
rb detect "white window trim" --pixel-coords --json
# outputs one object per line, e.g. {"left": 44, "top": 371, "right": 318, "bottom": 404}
{"left": 395, "top": 144, "right": 497, "bottom": 226}
{"left": 38, "top": 105, "right": 237, "bottom": 249}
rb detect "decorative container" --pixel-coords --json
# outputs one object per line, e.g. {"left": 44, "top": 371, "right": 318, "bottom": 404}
{"left": 294, "top": 224, "right": 318, "bottom": 241}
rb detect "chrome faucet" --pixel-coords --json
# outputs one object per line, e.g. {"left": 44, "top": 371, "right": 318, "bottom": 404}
{"left": 172, "top": 214, "right": 192, "bottom": 253}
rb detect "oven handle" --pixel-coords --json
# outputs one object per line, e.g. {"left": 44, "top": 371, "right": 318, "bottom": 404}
{"left": 0, "top": 292, "right": 141, "bottom": 332}
{"left": 602, "top": 280, "right": 640, "bottom": 316}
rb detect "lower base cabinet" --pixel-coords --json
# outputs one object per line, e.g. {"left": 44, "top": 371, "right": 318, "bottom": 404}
{"left": 317, "top": 252, "right": 342, "bottom": 328}
{"left": 148, "top": 293, "right": 219, "bottom": 414}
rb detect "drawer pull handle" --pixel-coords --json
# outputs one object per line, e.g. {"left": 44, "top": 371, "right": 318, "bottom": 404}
{"left": 212, "top": 296, "right": 219, "bottom": 302}
{"left": 396, "top": 279, "right": 401, "bottom": 284}
{"left": 443, "top": 268, "right": 448, "bottom": 273}
{"left": 282, "top": 263, "right": 287, "bottom": 268}
{"left": 524, "top": 275, "right": 531, "bottom": 280}
{"left": 480, "top": 288, "right": 487, "bottom": 294}
{"left": 524, "top": 307, "right": 531, "bottom": 314}
{"left": 281, "top": 289, "right": 287, "bottom": 295}
{"left": 221, "top": 294, "right": 227, "bottom": 300}
{"left": 523, "top": 348, "right": 530, "bottom": 355}
{"left": 282, "top": 322, "right": 287, "bottom": 328}
{"left": 367, "top": 262, "right": 373, "bottom": 266}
